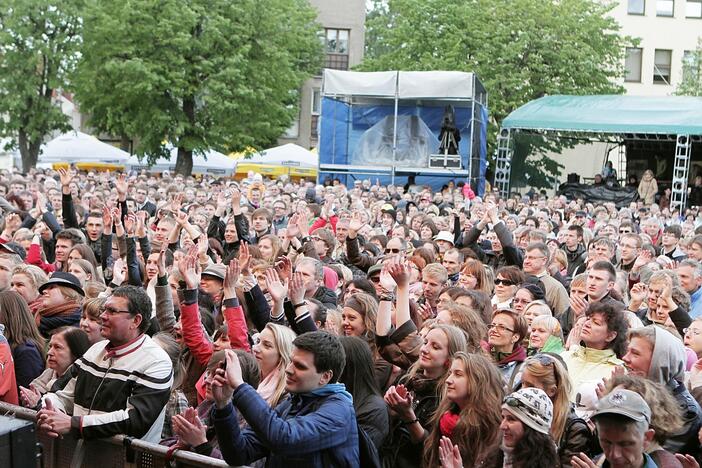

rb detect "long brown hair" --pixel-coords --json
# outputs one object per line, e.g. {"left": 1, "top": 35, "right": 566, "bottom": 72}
{"left": 423, "top": 352, "right": 504, "bottom": 467}
{"left": 522, "top": 355, "right": 571, "bottom": 442}
{"left": 0, "top": 290, "right": 45, "bottom": 357}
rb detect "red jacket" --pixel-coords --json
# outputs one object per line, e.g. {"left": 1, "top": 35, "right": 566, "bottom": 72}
{"left": 0, "top": 334, "right": 19, "bottom": 405}
{"left": 310, "top": 215, "right": 338, "bottom": 234}
{"left": 26, "top": 243, "right": 57, "bottom": 274}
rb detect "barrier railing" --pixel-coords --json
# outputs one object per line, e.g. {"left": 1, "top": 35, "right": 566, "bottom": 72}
{"left": 0, "top": 402, "right": 232, "bottom": 468}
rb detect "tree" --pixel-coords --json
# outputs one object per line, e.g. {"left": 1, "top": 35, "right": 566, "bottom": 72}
{"left": 0, "top": 0, "right": 82, "bottom": 172}
{"left": 73, "top": 0, "right": 322, "bottom": 175}
{"left": 676, "top": 37, "right": 702, "bottom": 97}
{"left": 361, "top": 0, "right": 634, "bottom": 188}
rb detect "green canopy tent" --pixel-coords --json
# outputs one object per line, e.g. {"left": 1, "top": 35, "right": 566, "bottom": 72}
{"left": 495, "top": 95, "right": 702, "bottom": 209}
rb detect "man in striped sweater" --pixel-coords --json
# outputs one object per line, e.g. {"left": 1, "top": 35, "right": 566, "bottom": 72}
{"left": 37, "top": 285, "right": 173, "bottom": 442}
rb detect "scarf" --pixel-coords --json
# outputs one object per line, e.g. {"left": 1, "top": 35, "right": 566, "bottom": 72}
{"left": 35, "top": 301, "right": 80, "bottom": 326}
{"left": 439, "top": 408, "right": 460, "bottom": 437}
{"left": 28, "top": 298, "right": 43, "bottom": 316}
{"left": 257, "top": 368, "right": 282, "bottom": 405}
{"left": 490, "top": 345, "right": 526, "bottom": 366}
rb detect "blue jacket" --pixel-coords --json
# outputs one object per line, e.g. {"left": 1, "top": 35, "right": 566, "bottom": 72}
{"left": 212, "top": 383, "right": 359, "bottom": 467}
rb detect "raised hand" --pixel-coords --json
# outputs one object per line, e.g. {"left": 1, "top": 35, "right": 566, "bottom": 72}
{"left": 265, "top": 268, "right": 288, "bottom": 303}
{"left": 171, "top": 193, "right": 184, "bottom": 213}
{"left": 216, "top": 191, "right": 229, "bottom": 212}
{"left": 629, "top": 283, "right": 648, "bottom": 307}
{"left": 632, "top": 250, "right": 653, "bottom": 271}
{"left": 111, "top": 207, "right": 122, "bottom": 226}
{"left": 196, "top": 233, "right": 209, "bottom": 258}
{"left": 379, "top": 264, "right": 397, "bottom": 293}
{"left": 296, "top": 209, "right": 310, "bottom": 236}
{"left": 178, "top": 254, "right": 201, "bottom": 290}
{"left": 112, "top": 258, "right": 127, "bottom": 286}
{"left": 286, "top": 213, "right": 300, "bottom": 238}
{"left": 275, "top": 256, "right": 292, "bottom": 283}
{"left": 387, "top": 261, "right": 410, "bottom": 288}
{"left": 58, "top": 167, "right": 73, "bottom": 188}
{"left": 569, "top": 294, "right": 589, "bottom": 319}
{"left": 348, "top": 212, "right": 365, "bottom": 235}
{"left": 175, "top": 210, "right": 189, "bottom": 226}
{"left": 288, "top": 271, "right": 306, "bottom": 304}
{"left": 238, "top": 242, "right": 251, "bottom": 274}
{"left": 230, "top": 188, "right": 241, "bottom": 208}
{"left": 157, "top": 244, "right": 168, "bottom": 277}
{"left": 135, "top": 211, "right": 147, "bottom": 237}
{"left": 223, "top": 259, "right": 240, "bottom": 299}
{"left": 4, "top": 212, "right": 22, "bottom": 234}
{"left": 124, "top": 212, "right": 137, "bottom": 236}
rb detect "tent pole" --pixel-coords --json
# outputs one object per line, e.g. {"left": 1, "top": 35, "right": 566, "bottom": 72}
{"left": 391, "top": 73, "right": 399, "bottom": 185}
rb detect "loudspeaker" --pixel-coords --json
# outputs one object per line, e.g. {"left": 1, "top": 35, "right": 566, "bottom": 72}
{"left": 0, "top": 416, "right": 37, "bottom": 468}
{"left": 567, "top": 173, "right": 580, "bottom": 184}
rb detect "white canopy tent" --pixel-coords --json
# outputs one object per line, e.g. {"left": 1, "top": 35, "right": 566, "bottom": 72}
{"left": 234, "top": 143, "right": 318, "bottom": 178}
{"left": 245, "top": 143, "right": 317, "bottom": 168}
{"left": 37, "top": 131, "right": 130, "bottom": 167}
{"left": 126, "top": 147, "right": 236, "bottom": 176}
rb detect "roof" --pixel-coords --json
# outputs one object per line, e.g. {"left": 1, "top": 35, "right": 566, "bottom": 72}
{"left": 501, "top": 95, "right": 702, "bottom": 135}
{"left": 322, "top": 70, "right": 487, "bottom": 106}
{"left": 40, "top": 131, "right": 130, "bottom": 164}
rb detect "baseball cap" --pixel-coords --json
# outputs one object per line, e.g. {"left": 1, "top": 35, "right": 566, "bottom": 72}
{"left": 591, "top": 389, "right": 651, "bottom": 423}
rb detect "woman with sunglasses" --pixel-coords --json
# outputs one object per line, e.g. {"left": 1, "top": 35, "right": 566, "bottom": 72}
{"left": 484, "top": 309, "right": 528, "bottom": 389}
{"left": 424, "top": 352, "right": 503, "bottom": 467}
{"left": 492, "top": 266, "right": 525, "bottom": 311}
{"left": 521, "top": 354, "right": 594, "bottom": 467}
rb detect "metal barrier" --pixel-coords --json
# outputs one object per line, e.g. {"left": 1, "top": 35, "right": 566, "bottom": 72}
{"left": 0, "top": 402, "right": 232, "bottom": 468}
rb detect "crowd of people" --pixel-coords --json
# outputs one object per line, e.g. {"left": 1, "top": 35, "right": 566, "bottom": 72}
{"left": 1, "top": 167, "right": 702, "bottom": 467}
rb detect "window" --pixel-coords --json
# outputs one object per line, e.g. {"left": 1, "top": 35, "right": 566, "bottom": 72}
{"left": 311, "top": 115, "right": 319, "bottom": 139}
{"left": 625, "top": 47, "right": 643, "bottom": 82}
{"left": 311, "top": 89, "right": 321, "bottom": 115}
{"left": 653, "top": 49, "right": 672, "bottom": 84}
{"left": 686, "top": 0, "right": 702, "bottom": 17}
{"left": 683, "top": 50, "right": 700, "bottom": 81}
{"left": 324, "top": 29, "right": 350, "bottom": 70}
{"left": 628, "top": 0, "right": 645, "bottom": 14}
{"left": 656, "top": 0, "right": 674, "bottom": 16}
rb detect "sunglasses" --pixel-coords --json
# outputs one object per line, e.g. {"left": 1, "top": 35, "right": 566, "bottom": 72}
{"left": 494, "top": 279, "right": 516, "bottom": 286}
{"left": 530, "top": 353, "right": 555, "bottom": 367}
{"left": 385, "top": 248, "right": 400, "bottom": 254}
{"left": 369, "top": 275, "right": 381, "bottom": 284}
{"left": 503, "top": 396, "right": 543, "bottom": 420}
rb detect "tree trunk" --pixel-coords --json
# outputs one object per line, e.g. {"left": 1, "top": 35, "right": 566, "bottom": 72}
{"left": 18, "top": 129, "right": 42, "bottom": 173}
{"left": 175, "top": 95, "right": 196, "bottom": 176}
{"left": 120, "top": 134, "right": 131, "bottom": 153}
{"left": 175, "top": 147, "right": 193, "bottom": 176}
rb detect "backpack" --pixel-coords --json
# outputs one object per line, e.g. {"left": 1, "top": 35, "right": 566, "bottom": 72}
{"left": 357, "top": 422, "right": 381, "bottom": 468}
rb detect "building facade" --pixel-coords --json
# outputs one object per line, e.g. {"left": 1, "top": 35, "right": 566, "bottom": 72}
{"left": 613, "top": 0, "right": 701, "bottom": 95}
{"left": 277, "top": 0, "right": 366, "bottom": 149}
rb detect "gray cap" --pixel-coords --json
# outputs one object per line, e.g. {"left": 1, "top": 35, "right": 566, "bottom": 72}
{"left": 592, "top": 389, "right": 651, "bottom": 423}
{"left": 202, "top": 264, "right": 227, "bottom": 282}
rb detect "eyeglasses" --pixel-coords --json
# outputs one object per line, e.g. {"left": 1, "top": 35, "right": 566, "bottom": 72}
{"left": 524, "top": 255, "right": 547, "bottom": 262}
{"left": 488, "top": 323, "right": 515, "bottom": 334}
{"left": 100, "top": 306, "right": 132, "bottom": 316}
{"left": 494, "top": 279, "right": 516, "bottom": 286}
{"left": 684, "top": 328, "right": 702, "bottom": 336}
{"left": 619, "top": 229, "right": 632, "bottom": 234}
{"left": 369, "top": 275, "right": 381, "bottom": 284}
{"left": 385, "top": 248, "right": 400, "bottom": 254}
{"left": 512, "top": 297, "right": 531, "bottom": 305}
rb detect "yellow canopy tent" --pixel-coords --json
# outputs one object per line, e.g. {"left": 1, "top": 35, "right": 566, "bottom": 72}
{"left": 230, "top": 144, "right": 318, "bottom": 179}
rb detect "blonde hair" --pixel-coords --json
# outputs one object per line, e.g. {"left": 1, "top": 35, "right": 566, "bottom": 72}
{"left": 522, "top": 355, "right": 572, "bottom": 443}
{"left": 261, "top": 323, "right": 297, "bottom": 407}
{"left": 11, "top": 264, "right": 49, "bottom": 290}
{"left": 530, "top": 315, "right": 563, "bottom": 343}
{"left": 402, "top": 323, "right": 467, "bottom": 384}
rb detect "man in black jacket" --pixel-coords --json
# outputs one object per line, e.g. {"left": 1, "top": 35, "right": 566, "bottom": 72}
{"left": 560, "top": 224, "right": 586, "bottom": 276}
{"left": 458, "top": 202, "right": 522, "bottom": 269}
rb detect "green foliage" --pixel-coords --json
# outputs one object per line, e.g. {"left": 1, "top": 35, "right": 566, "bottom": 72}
{"left": 0, "top": 0, "right": 82, "bottom": 172}
{"left": 675, "top": 37, "right": 702, "bottom": 97}
{"left": 73, "top": 0, "right": 322, "bottom": 175}
{"left": 361, "top": 0, "right": 633, "bottom": 188}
